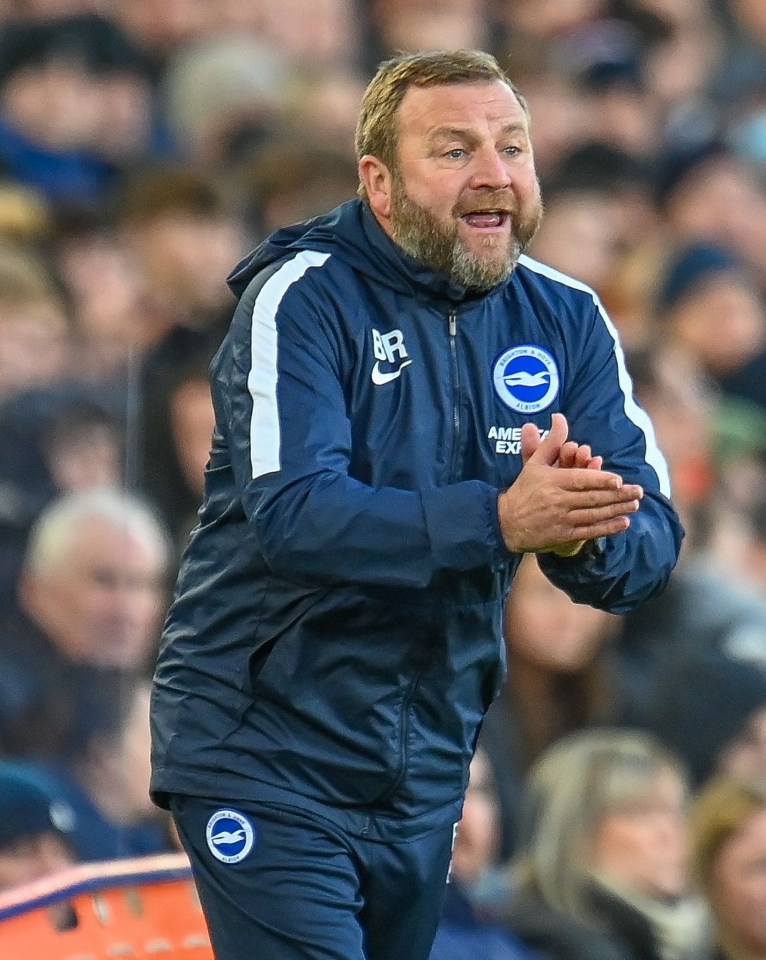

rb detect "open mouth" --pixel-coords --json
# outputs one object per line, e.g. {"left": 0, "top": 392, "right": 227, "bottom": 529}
{"left": 460, "top": 211, "right": 510, "bottom": 229}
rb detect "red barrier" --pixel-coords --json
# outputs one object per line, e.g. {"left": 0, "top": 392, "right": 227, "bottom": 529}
{"left": 0, "top": 852, "right": 213, "bottom": 959}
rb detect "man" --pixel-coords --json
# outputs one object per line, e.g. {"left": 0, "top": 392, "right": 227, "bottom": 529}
{"left": 0, "top": 487, "right": 170, "bottom": 760}
{"left": 0, "top": 762, "right": 78, "bottom": 894}
{"left": 150, "top": 50, "right": 682, "bottom": 960}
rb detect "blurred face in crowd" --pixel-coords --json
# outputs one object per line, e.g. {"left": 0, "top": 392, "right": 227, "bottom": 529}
{"left": 2, "top": 60, "right": 152, "bottom": 161}
{"left": 362, "top": 80, "right": 543, "bottom": 290}
{"left": 372, "top": 0, "right": 488, "bottom": 53}
{"left": 451, "top": 750, "right": 500, "bottom": 885}
{"left": 169, "top": 376, "right": 215, "bottom": 498}
{"left": 22, "top": 516, "right": 167, "bottom": 669}
{"left": 257, "top": 0, "right": 358, "bottom": 67}
{"left": 125, "top": 211, "right": 245, "bottom": 314}
{"left": 719, "top": 707, "right": 766, "bottom": 783}
{"left": 498, "top": 0, "right": 603, "bottom": 38}
{"left": 0, "top": 302, "right": 70, "bottom": 400}
{"left": 710, "top": 806, "right": 766, "bottom": 953}
{"left": 528, "top": 191, "right": 621, "bottom": 295}
{"left": 591, "top": 765, "right": 690, "bottom": 898}
{"left": 114, "top": 0, "right": 212, "bottom": 57}
{"left": 505, "top": 555, "right": 617, "bottom": 672}
{"left": 0, "top": 833, "right": 75, "bottom": 893}
{"left": 728, "top": 0, "right": 766, "bottom": 44}
{"left": 664, "top": 156, "right": 766, "bottom": 255}
{"left": 668, "top": 275, "right": 766, "bottom": 376}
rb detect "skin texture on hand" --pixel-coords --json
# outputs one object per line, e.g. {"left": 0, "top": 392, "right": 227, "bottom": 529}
{"left": 497, "top": 413, "right": 643, "bottom": 555}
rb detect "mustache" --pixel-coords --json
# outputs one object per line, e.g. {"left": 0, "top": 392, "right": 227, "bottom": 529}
{"left": 453, "top": 192, "right": 517, "bottom": 216}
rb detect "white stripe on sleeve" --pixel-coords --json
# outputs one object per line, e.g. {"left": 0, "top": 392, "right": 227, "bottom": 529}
{"left": 248, "top": 250, "right": 330, "bottom": 478}
{"left": 519, "top": 255, "right": 672, "bottom": 497}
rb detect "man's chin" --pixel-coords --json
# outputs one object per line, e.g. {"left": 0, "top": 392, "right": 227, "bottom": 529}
{"left": 451, "top": 252, "right": 517, "bottom": 290}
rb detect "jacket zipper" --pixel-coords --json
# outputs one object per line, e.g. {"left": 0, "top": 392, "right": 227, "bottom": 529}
{"left": 448, "top": 310, "right": 461, "bottom": 482}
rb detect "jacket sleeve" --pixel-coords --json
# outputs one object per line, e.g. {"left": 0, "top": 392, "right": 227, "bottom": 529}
{"left": 537, "top": 298, "right": 684, "bottom": 614}
{"left": 213, "top": 257, "right": 508, "bottom": 588}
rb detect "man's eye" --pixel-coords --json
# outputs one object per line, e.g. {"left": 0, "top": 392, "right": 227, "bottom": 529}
{"left": 445, "top": 148, "right": 466, "bottom": 159}
{"left": 503, "top": 146, "right": 521, "bottom": 156}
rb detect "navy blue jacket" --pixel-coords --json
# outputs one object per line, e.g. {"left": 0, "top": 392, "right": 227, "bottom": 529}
{"left": 150, "top": 200, "right": 682, "bottom": 839}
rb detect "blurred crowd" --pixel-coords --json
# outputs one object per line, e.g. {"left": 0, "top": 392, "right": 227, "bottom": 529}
{"left": 2, "top": 0, "right": 766, "bottom": 957}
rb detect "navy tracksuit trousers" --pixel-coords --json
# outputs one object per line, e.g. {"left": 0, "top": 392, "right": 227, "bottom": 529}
{"left": 171, "top": 795, "right": 456, "bottom": 960}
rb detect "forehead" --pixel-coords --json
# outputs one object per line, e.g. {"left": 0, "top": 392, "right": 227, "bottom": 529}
{"left": 397, "top": 80, "right": 527, "bottom": 140}
{"left": 61, "top": 517, "right": 162, "bottom": 568}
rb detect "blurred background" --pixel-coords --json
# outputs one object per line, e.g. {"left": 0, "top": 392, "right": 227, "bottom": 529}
{"left": 3, "top": 1, "right": 766, "bottom": 957}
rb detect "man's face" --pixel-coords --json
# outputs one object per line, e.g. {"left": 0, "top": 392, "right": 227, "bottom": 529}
{"left": 386, "top": 80, "right": 542, "bottom": 289}
{"left": 25, "top": 517, "right": 167, "bottom": 669}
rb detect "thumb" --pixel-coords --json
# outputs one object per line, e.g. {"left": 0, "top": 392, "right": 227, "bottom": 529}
{"left": 527, "top": 412, "right": 569, "bottom": 466}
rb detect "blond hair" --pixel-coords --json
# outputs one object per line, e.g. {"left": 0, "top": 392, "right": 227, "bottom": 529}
{"left": 514, "top": 728, "right": 687, "bottom": 917}
{"left": 689, "top": 775, "right": 766, "bottom": 896}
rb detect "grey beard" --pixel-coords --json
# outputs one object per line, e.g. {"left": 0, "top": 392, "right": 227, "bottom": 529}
{"left": 449, "top": 235, "right": 523, "bottom": 290}
{"left": 390, "top": 182, "right": 534, "bottom": 290}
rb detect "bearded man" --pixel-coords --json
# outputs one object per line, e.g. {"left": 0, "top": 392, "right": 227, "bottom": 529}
{"left": 150, "top": 49, "right": 683, "bottom": 960}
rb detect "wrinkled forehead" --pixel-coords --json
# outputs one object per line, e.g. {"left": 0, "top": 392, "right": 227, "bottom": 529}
{"left": 396, "top": 79, "right": 529, "bottom": 141}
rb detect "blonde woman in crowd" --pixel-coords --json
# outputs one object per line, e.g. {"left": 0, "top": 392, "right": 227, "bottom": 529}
{"left": 498, "top": 729, "right": 711, "bottom": 960}
{"left": 690, "top": 776, "right": 766, "bottom": 960}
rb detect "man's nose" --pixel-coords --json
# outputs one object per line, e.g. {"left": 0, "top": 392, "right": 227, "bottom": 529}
{"left": 468, "top": 147, "right": 512, "bottom": 189}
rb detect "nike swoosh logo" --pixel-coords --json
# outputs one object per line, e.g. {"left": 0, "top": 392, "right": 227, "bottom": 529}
{"left": 371, "top": 359, "right": 412, "bottom": 385}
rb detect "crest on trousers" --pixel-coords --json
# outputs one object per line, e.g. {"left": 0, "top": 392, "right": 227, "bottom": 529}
{"left": 206, "top": 809, "right": 255, "bottom": 863}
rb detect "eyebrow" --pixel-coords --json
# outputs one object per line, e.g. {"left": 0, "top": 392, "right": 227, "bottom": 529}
{"left": 427, "top": 122, "right": 527, "bottom": 146}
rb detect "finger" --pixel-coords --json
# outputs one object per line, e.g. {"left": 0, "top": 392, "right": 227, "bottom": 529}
{"left": 520, "top": 422, "right": 542, "bottom": 464}
{"left": 527, "top": 413, "right": 568, "bottom": 466}
{"left": 559, "top": 487, "right": 642, "bottom": 509}
{"left": 565, "top": 499, "right": 641, "bottom": 526}
{"left": 587, "top": 455, "right": 603, "bottom": 471}
{"left": 557, "top": 440, "right": 579, "bottom": 469}
{"left": 558, "top": 468, "right": 624, "bottom": 491}
{"left": 573, "top": 444, "right": 592, "bottom": 469}
{"left": 560, "top": 473, "right": 644, "bottom": 500}
{"left": 557, "top": 515, "right": 634, "bottom": 542}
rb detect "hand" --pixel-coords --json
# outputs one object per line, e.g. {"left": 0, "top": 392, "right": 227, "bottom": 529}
{"left": 536, "top": 421, "right": 604, "bottom": 556}
{"left": 497, "top": 413, "right": 642, "bottom": 554}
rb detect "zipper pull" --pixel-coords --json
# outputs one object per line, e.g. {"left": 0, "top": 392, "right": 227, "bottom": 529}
{"left": 448, "top": 311, "right": 457, "bottom": 337}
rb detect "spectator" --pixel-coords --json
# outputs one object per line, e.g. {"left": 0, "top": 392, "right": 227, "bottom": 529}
{"left": 655, "top": 241, "right": 766, "bottom": 413}
{"left": 499, "top": 729, "right": 709, "bottom": 960}
{"left": 0, "top": 242, "right": 71, "bottom": 404}
{"left": 115, "top": 165, "right": 246, "bottom": 373}
{"left": 650, "top": 650, "right": 766, "bottom": 789}
{"left": 252, "top": 0, "right": 361, "bottom": 72}
{"left": 235, "top": 135, "right": 360, "bottom": 239}
{"left": 526, "top": 183, "right": 625, "bottom": 303}
{"left": 368, "top": 0, "right": 492, "bottom": 59}
{"left": 0, "top": 13, "right": 156, "bottom": 206}
{"left": 479, "top": 554, "right": 622, "bottom": 858}
{"left": 429, "top": 750, "right": 538, "bottom": 960}
{"left": 159, "top": 34, "right": 290, "bottom": 170}
{"left": 139, "top": 351, "right": 214, "bottom": 555}
{"left": 612, "top": 344, "right": 766, "bottom": 728}
{"left": 37, "top": 679, "right": 177, "bottom": 862}
{"left": 0, "top": 761, "right": 77, "bottom": 893}
{"left": 690, "top": 774, "right": 766, "bottom": 960}
{"left": 655, "top": 141, "right": 766, "bottom": 276}
{"left": 0, "top": 487, "right": 170, "bottom": 760}
{"left": 0, "top": 384, "right": 124, "bottom": 606}
{"left": 52, "top": 207, "right": 149, "bottom": 386}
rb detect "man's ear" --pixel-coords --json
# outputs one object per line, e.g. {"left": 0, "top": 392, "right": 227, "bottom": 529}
{"left": 359, "top": 155, "right": 393, "bottom": 225}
